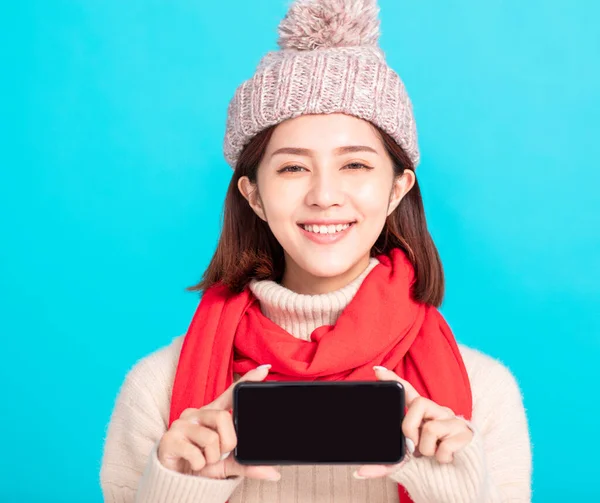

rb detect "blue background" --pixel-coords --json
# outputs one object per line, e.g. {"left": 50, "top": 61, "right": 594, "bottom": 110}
{"left": 2, "top": 1, "right": 599, "bottom": 501}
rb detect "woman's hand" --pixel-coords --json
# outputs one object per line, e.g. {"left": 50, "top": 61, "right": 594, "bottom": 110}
{"left": 353, "top": 366, "right": 474, "bottom": 480}
{"left": 157, "top": 364, "right": 281, "bottom": 482}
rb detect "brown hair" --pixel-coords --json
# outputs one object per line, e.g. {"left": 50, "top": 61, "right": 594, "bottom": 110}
{"left": 186, "top": 123, "right": 445, "bottom": 307}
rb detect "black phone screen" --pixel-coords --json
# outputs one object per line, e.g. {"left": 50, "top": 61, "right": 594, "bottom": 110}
{"left": 233, "top": 381, "right": 405, "bottom": 465}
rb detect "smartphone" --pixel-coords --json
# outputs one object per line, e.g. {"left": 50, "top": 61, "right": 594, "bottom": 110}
{"left": 233, "top": 380, "right": 405, "bottom": 465}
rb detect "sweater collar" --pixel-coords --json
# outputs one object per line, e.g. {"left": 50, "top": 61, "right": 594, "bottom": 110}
{"left": 248, "top": 257, "right": 380, "bottom": 341}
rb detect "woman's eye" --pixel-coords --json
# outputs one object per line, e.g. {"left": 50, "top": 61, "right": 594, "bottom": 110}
{"left": 277, "top": 165, "right": 306, "bottom": 173}
{"left": 344, "top": 162, "right": 373, "bottom": 170}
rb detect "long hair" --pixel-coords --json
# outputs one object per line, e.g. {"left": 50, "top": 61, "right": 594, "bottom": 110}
{"left": 187, "top": 123, "right": 445, "bottom": 307}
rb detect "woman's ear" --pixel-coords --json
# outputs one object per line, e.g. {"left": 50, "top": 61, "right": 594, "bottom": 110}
{"left": 387, "top": 170, "right": 416, "bottom": 216}
{"left": 238, "top": 176, "right": 267, "bottom": 221}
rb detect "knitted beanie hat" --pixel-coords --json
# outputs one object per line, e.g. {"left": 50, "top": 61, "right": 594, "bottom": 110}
{"left": 223, "top": 0, "right": 420, "bottom": 169}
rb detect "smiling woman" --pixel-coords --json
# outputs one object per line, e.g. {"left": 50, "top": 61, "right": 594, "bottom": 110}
{"left": 100, "top": 0, "right": 532, "bottom": 502}
{"left": 236, "top": 114, "right": 414, "bottom": 294}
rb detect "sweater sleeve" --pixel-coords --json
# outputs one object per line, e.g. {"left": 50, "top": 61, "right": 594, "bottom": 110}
{"left": 100, "top": 339, "right": 243, "bottom": 503}
{"left": 388, "top": 352, "right": 532, "bottom": 503}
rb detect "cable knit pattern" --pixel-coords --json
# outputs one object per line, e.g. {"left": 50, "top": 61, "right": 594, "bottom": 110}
{"left": 100, "top": 263, "right": 532, "bottom": 502}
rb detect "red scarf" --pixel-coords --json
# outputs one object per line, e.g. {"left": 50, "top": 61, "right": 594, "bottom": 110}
{"left": 170, "top": 248, "right": 472, "bottom": 502}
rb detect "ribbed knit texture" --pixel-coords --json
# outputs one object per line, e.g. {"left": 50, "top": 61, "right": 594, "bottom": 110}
{"left": 100, "top": 260, "right": 532, "bottom": 502}
{"left": 223, "top": 0, "right": 420, "bottom": 168}
{"left": 248, "top": 257, "right": 379, "bottom": 341}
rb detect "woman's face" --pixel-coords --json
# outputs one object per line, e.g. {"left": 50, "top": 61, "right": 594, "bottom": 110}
{"left": 239, "top": 113, "right": 415, "bottom": 293}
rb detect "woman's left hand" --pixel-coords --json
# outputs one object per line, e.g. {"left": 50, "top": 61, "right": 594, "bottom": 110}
{"left": 353, "top": 366, "right": 474, "bottom": 480}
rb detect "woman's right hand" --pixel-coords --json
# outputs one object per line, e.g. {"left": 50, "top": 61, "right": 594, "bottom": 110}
{"left": 157, "top": 364, "right": 280, "bottom": 481}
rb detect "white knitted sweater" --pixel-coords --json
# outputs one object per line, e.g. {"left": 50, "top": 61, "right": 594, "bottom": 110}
{"left": 100, "top": 259, "right": 532, "bottom": 502}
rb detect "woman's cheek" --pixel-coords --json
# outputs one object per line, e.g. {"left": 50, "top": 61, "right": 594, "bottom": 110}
{"left": 352, "top": 180, "right": 391, "bottom": 219}
{"left": 262, "top": 183, "right": 301, "bottom": 220}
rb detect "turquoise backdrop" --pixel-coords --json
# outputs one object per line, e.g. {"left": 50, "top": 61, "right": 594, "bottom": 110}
{"left": 2, "top": 1, "right": 599, "bottom": 501}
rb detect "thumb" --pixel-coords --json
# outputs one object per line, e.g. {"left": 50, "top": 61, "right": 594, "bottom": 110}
{"left": 206, "top": 364, "right": 272, "bottom": 411}
{"left": 242, "top": 465, "right": 281, "bottom": 482}
{"left": 222, "top": 456, "right": 281, "bottom": 481}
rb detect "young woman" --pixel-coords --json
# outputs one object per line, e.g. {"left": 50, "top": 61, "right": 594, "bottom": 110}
{"left": 101, "top": 1, "right": 532, "bottom": 501}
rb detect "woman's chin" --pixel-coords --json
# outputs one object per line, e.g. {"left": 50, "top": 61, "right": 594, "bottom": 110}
{"left": 296, "top": 256, "right": 364, "bottom": 281}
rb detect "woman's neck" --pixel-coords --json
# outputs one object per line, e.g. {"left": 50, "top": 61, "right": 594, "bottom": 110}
{"left": 249, "top": 257, "right": 380, "bottom": 341}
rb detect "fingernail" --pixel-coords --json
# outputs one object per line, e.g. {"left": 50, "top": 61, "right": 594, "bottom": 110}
{"left": 406, "top": 438, "right": 415, "bottom": 454}
{"left": 352, "top": 470, "right": 367, "bottom": 480}
{"left": 257, "top": 364, "right": 272, "bottom": 370}
{"left": 373, "top": 366, "right": 388, "bottom": 372}
{"left": 219, "top": 451, "right": 231, "bottom": 461}
{"left": 267, "top": 473, "right": 281, "bottom": 482}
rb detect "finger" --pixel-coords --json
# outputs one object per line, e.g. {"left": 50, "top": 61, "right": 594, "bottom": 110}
{"left": 224, "top": 457, "right": 281, "bottom": 481}
{"left": 191, "top": 409, "right": 237, "bottom": 455}
{"left": 435, "top": 429, "right": 474, "bottom": 464}
{"left": 208, "top": 364, "right": 271, "bottom": 411}
{"left": 418, "top": 420, "right": 450, "bottom": 457}
{"left": 434, "top": 439, "right": 454, "bottom": 464}
{"left": 353, "top": 465, "right": 389, "bottom": 480}
{"left": 195, "top": 460, "right": 227, "bottom": 479}
{"left": 182, "top": 423, "right": 223, "bottom": 465}
{"left": 402, "top": 396, "right": 455, "bottom": 446}
{"left": 401, "top": 396, "right": 429, "bottom": 446}
{"left": 353, "top": 455, "right": 409, "bottom": 480}
{"left": 196, "top": 457, "right": 281, "bottom": 482}
{"left": 373, "top": 366, "right": 420, "bottom": 405}
{"left": 241, "top": 465, "right": 282, "bottom": 482}
{"left": 159, "top": 433, "right": 207, "bottom": 472}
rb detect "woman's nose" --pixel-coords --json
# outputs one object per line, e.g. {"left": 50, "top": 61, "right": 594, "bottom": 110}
{"left": 304, "top": 170, "right": 345, "bottom": 208}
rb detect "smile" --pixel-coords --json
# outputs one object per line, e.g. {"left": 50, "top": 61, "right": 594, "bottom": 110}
{"left": 297, "top": 222, "right": 356, "bottom": 244}
{"left": 300, "top": 223, "right": 353, "bottom": 235}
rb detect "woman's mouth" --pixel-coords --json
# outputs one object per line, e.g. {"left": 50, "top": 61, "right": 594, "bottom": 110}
{"left": 297, "top": 222, "right": 356, "bottom": 244}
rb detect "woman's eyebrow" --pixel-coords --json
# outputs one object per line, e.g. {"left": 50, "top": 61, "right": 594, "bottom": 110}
{"left": 270, "top": 145, "right": 378, "bottom": 158}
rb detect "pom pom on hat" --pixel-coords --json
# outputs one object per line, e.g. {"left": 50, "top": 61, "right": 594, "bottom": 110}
{"left": 277, "top": 0, "right": 381, "bottom": 51}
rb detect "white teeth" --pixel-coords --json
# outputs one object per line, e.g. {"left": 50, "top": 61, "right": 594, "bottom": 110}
{"left": 302, "top": 223, "right": 352, "bottom": 234}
